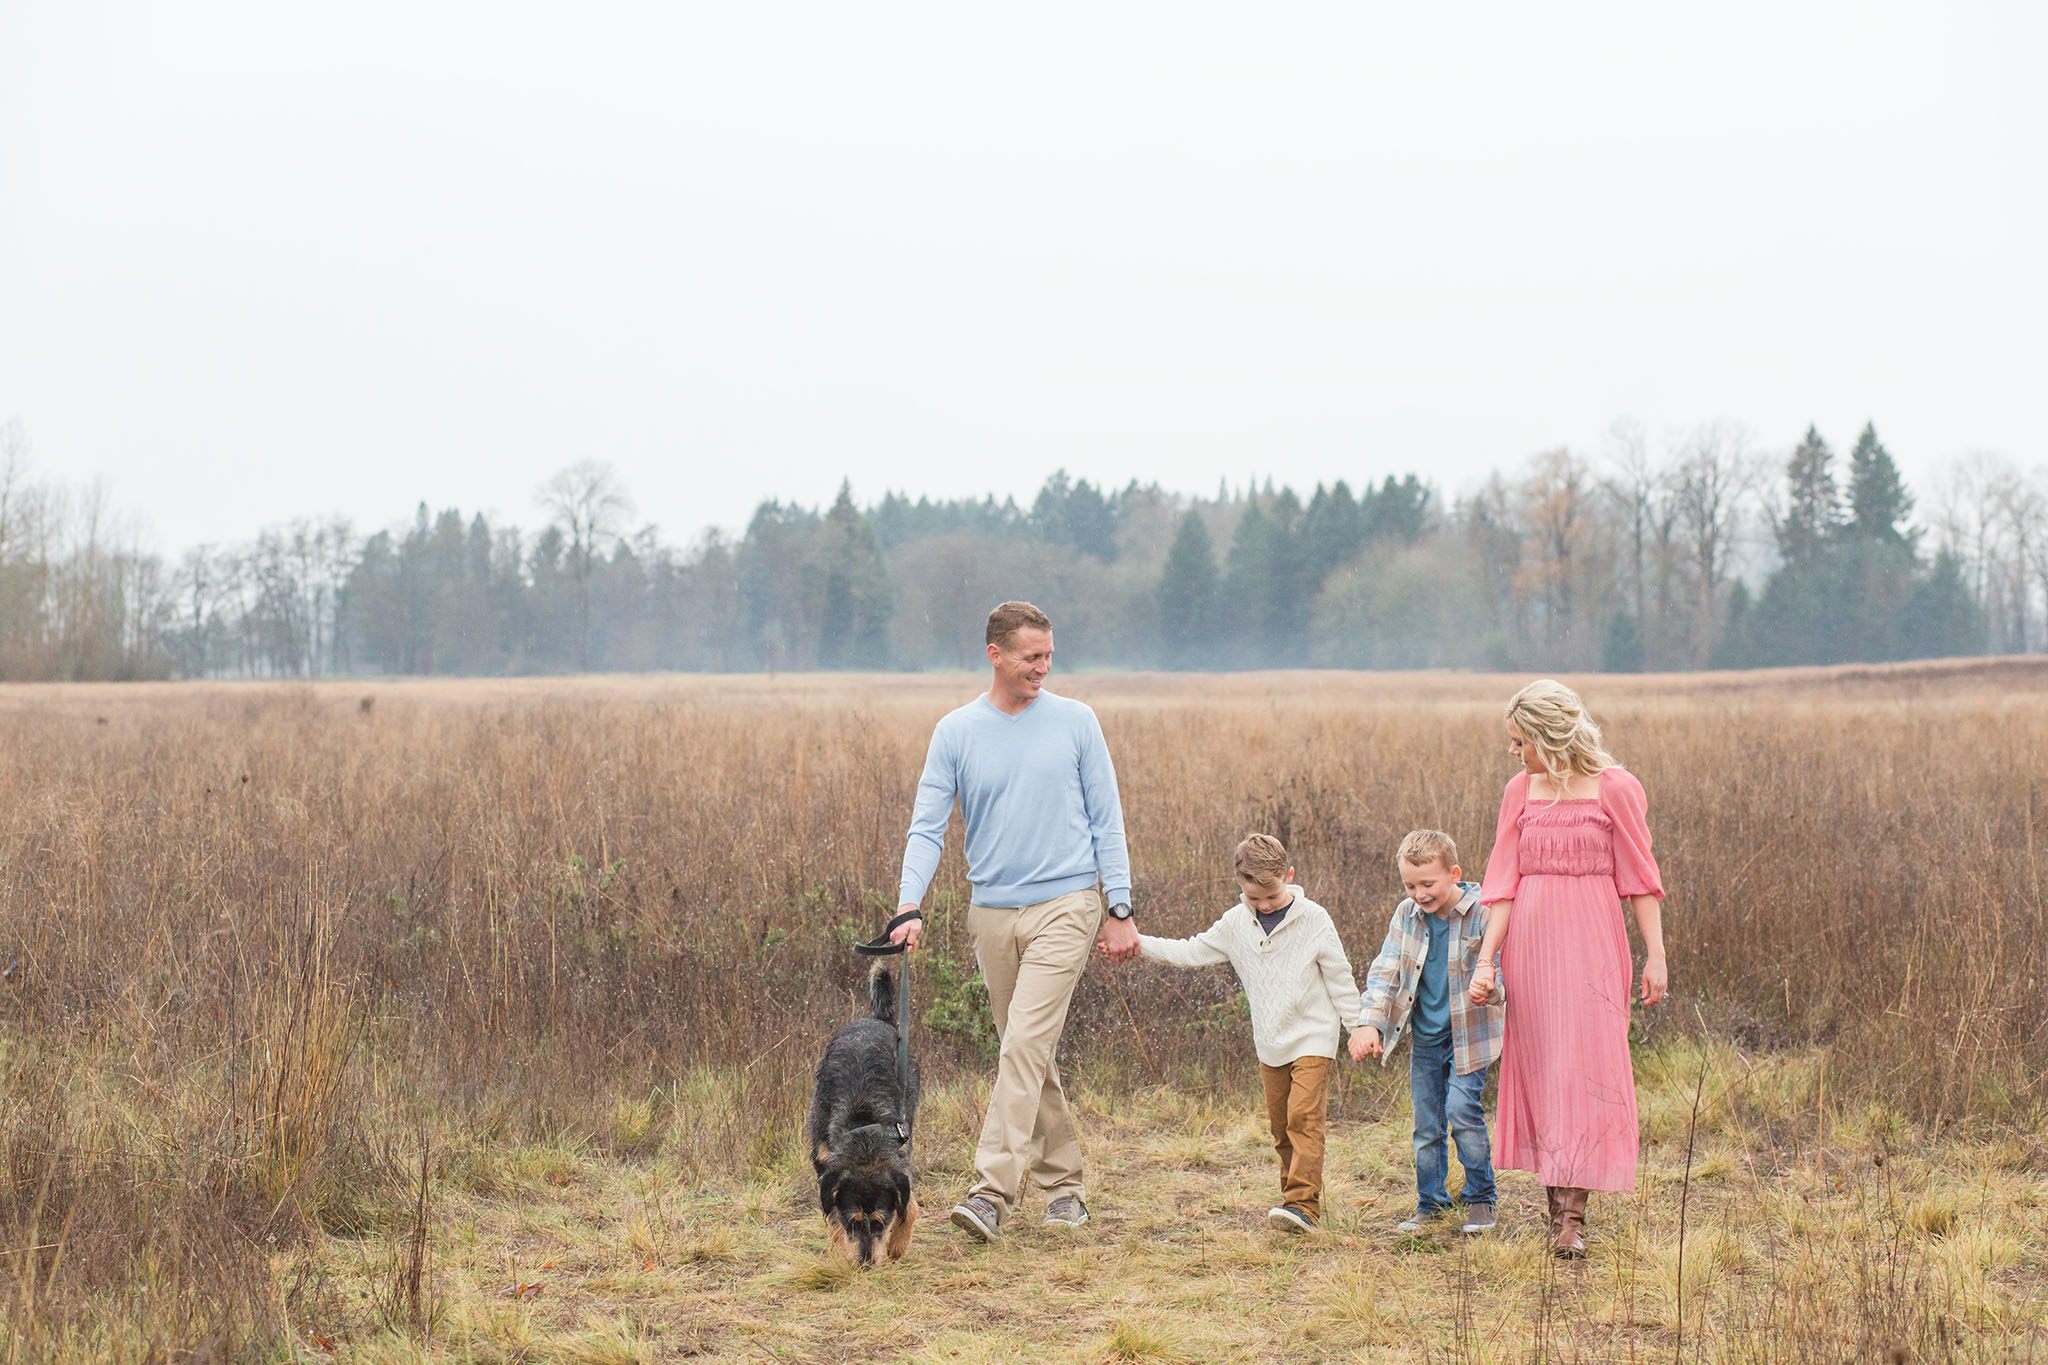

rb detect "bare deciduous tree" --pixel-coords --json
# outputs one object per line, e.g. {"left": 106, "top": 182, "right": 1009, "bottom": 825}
{"left": 1519, "top": 447, "right": 1604, "bottom": 663}
{"left": 1998, "top": 473, "right": 2045, "bottom": 654}
{"left": 539, "top": 461, "right": 634, "bottom": 671}
{"left": 1605, "top": 417, "right": 1654, "bottom": 642}
{"left": 1930, "top": 452, "right": 2008, "bottom": 614}
{"left": 1926, "top": 452, "right": 2048, "bottom": 654}
{"left": 1670, "top": 421, "right": 1764, "bottom": 666}
{"left": 0, "top": 420, "right": 29, "bottom": 565}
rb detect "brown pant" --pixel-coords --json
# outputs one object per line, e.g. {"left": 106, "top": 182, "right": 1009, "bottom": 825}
{"left": 966, "top": 889, "right": 1103, "bottom": 1217}
{"left": 1260, "top": 1056, "right": 1332, "bottom": 1219}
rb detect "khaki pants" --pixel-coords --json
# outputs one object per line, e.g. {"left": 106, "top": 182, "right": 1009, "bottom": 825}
{"left": 966, "top": 889, "right": 1104, "bottom": 1216}
{"left": 1260, "top": 1056, "right": 1331, "bottom": 1219}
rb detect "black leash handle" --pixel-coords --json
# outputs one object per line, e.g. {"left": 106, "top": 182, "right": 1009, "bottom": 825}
{"left": 854, "top": 909, "right": 920, "bottom": 1155}
{"left": 852, "top": 908, "right": 921, "bottom": 957}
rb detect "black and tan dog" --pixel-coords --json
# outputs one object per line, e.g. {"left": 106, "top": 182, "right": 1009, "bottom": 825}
{"left": 808, "top": 961, "right": 921, "bottom": 1264}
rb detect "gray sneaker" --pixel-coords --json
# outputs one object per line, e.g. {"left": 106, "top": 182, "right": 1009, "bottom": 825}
{"left": 1460, "top": 1202, "right": 1496, "bottom": 1234}
{"left": 1044, "top": 1195, "right": 1090, "bottom": 1228}
{"left": 949, "top": 1194, "right": 1003, "bottom": 1242}
{"left": 1267, "top": 1204, "right": 1319, "bottom": 1233}
{"left": 1395, "top": 1209, "right": 1440, "bottom": 1234}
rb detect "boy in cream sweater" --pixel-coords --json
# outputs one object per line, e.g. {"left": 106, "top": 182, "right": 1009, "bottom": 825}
{"left": 1136, "top": 834, "right": 1368, "bottom": 1233}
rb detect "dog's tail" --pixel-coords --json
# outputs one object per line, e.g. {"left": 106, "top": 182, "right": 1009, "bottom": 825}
{"left": 867, "top": 961, "right": 899, "bottom": 1024}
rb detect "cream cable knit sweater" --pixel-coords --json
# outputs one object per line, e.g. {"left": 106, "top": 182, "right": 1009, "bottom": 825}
{"left": 1138, "top": 888, "right": 1367, "bottom": 1066}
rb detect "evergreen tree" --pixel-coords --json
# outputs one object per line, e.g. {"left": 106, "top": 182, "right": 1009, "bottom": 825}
{"left": 438, "top": 511, "right": 497, "bottom": 672}
{"left": 1846, "top": 423, "right": 1913, "bottom": 546}
{"left": 486, "top": 523, "right": 529, "bottom": 670}
{"left": 1265, "top": 486, "right": 1310, "bottom": 656}
{"left": 1363, "top": 474, "right": 1431, "bottom": 543}
{"left": 1835, "top": 535, "right": 1915, "bottom": 661}
{"left": 396, "top": 503, "right": 436, "bottom": 672}
{"left": 872, "top": 491, "right": 915, "bottom": 549}
{"left": 1747, "top": 561, "right": 1834, "bottom": 665}
{"left": 1030, "top": 469, "right": 1073, "bottom": 544}
{"left": 1711, "top": 582, "right": 1755, "bottom": 669}
{"left": 738, "top": 500, "right": 824, "bottom": 670}
{"left": 1902, "top": 550, "right": 1983, "bottom": 659}
{"left": 1025, "top": 470, "right": 1117, "bottom": 560}
{"left": 1751, "top": 537, "right": 1923, "bottom": 667}
{"left": 1221, "top": 498, "right": 1273, "bottom": 669}
{"left": 1752, "top": 427, "right": 1845, "bottom": 667}
{"left": 424, "top": 507, "right": 470, "bottom": 673}
{"left": 1777, "top": 425, "right": 1839, "bottom": 566}
{"left": 1601, "top": 609, "right": 1644, "bottom": 673}
{"left": 342, "top": 529, "right": 404, "bottom": 672}
{"left": 1750, "top": 423, "right": 1924, "bottom": 669}
{"left": 527, "top": 523, "right": 575, "bottom": 669}
{"left": 1820, "top": 423, "right": 1918, "bottom": 662}
{"left": 1064, "top": 478, "right": 1118, "bottom": 560}
{"left": 1156, "top": 510, "right": 1219, "bottom": 668}
{"left": 1302, "top": 481, "right": 1363, "bottom": 582}
{"left": 818, "top": 482, "right": 894, "bottom": 668}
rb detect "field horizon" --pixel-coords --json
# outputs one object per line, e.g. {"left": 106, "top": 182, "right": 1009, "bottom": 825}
{"left": 11, "top": 648, "right": 2048, "bottom": 702}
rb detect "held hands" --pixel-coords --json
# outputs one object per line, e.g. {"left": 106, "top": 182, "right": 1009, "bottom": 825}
{"left": 1097, "top": 913, "right": 1141, "bottom": 963}
{"left": 1639, "top": 955, "right": 1668, "bottom": 1006}
{"left": 1467, "top": 962, "right": 1497, "bottom": 1005}
{"left": 1349, "top": 1027, "right": 1382, "bottom": 1063}
{"left": 889, "top": 908, "right": 924, "bottom": 952}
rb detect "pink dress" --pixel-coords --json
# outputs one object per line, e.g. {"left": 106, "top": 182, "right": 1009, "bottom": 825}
{"left": 1479, "top": 767, "right": 1664, "bottom": 1192}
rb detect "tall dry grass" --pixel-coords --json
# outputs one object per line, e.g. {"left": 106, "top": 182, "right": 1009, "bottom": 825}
{"left": 2, "top": 660, "right": 2045, "bottom": 1356}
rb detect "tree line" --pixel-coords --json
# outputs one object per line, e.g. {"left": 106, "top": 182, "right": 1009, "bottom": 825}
{"left": 0, "top": 416, "right": 2038, "bottom": 681}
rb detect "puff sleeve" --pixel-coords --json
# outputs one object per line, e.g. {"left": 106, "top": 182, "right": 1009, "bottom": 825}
{"left": 1478, "top": 771, "right": 1527, "bottom": 906}
{"left": 1601, "top": 766, "right": 1664, "bottom": 900}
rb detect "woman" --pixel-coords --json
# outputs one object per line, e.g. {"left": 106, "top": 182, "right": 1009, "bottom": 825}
{"left": 1466, "top": 679, "right": 1667, "bottom": 1257}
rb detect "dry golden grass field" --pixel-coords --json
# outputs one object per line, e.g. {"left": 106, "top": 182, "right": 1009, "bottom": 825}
{"left": 3, "top": 661, "right": 2047, "bottom": 1362}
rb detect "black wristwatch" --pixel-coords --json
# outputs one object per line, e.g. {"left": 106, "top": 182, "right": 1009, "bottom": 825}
{"left": 1106, "top": 901, "right": 1133, "bottom": 921}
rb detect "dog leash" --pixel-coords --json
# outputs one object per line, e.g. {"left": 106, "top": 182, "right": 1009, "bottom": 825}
{"left": 853, "top": 908, "right": 920, "bottom": 1154}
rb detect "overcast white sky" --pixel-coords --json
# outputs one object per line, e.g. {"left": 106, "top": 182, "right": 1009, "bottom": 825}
{"left": 3, "top": 2, "right": 2043, "bottom": 555}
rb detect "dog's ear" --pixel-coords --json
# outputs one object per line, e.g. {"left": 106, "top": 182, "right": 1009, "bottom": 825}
{"left": 891, "top": 1170, "right": 912, "bottom": 1216}
{"left": 818, "top": 1169, "right": 841, "bottom": 1219}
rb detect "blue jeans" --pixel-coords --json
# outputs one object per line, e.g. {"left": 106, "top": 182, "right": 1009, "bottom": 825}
{"left": 1410, "top": 1031, "right": 1495, "bottom": 1213}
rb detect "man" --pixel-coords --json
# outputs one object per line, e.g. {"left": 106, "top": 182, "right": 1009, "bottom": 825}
{"left": 889, "top": 600, "right": 1140, "bottom": 1241}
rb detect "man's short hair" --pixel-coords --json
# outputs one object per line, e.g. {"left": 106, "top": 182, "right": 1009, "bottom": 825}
{"left": 986, "top": 601, "right": 1053, "bottom": 650}
{"left": 1234, "top": 833, "right": 1291, "bottom": 885}
{"left": 1397, "top": 829, "right": 1459, "bottom": 870}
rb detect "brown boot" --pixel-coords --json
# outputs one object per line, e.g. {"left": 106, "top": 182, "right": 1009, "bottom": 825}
{"left": 1551, "top": 1187, "right": 1587, "bottom": 1259}
{"left": 1544, "top": 1186, "right": 1563, "bottom": 1240}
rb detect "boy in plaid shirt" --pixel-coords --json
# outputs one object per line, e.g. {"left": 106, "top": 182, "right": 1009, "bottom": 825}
{"left": 1351, "top": 829, "right": 1506, "bottom": 1234}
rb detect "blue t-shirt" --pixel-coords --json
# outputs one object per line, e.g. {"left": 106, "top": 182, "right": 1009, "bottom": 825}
{"left": 1412, "top": 910, "right": 1452, "bottom": 1047}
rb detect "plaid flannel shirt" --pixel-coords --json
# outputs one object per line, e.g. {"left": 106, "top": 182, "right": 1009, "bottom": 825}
{"left": 1356, "top": 881, "right": 1506, "bottom": 1077}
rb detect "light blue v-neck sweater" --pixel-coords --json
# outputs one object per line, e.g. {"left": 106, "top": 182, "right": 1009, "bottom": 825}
{"left": 898, "top": 691, "right": 1132, "bottom": 910}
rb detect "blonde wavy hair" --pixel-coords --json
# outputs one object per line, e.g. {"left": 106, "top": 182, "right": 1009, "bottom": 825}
{"left": 1505, "top": 679, "right": 1615, "bottom": 798}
